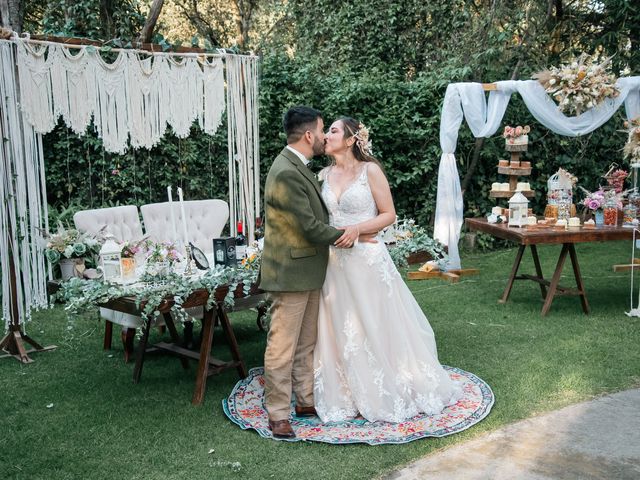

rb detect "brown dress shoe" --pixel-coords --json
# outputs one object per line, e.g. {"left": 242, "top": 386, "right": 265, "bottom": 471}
{"left": 268, "top": 419, "right": 296, "bottom": 439}
{"left": 294, "top": 405, "right": 317, "bottom": 417}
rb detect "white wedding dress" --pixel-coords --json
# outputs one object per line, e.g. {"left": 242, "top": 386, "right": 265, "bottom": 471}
{"left": 313, "top": 164, "right": 462, "bottom": 423}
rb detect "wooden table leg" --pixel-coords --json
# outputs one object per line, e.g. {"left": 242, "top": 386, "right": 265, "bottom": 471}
{"left": 499, "top": 245, "right": 526, "bottom": 304}
{"left": 541, "top": 244, "right": 570, "bottom": 316}
{"left": 568, "top": 244, "right": 591, "bottom": 314}
{"left": 162, "top": 313, "right": 190, "bottom": 370}
{"left": 132, "top": 319, "right": 152, "bottom": 383}
{"left": 217, "top": 306, "right": 248, "bottom": 378}
{"left": 121, "top": 328, "right": 135, "bottom": 363}
{"left": 103, "top": 320, "right": 113, "bottom": 350}
{"left": 530, "top": 245, "right": 547, "bottom": 299}
{"left": 192, "top": 306, "right": 215, "bottom": 406}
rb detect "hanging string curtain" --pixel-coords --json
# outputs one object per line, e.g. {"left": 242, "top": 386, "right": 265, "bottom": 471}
{"left": 225, "top": 55, "right": 260, "bottom": 241}
{"left": 435, "top": 77, "right": 640, "bottom": 270}
{"left": 0, "top": 41, "right": 49, "bottom": 329}
{"left": 14, "top": 38, "right": 226, "bottom": 153}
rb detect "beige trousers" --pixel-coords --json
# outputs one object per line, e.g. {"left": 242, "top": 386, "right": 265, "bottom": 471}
{"left": 263, "top": 290, "right": 320, "bottom": 421}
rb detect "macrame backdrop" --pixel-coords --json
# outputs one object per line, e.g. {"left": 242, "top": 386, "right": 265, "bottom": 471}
{"left": 0, "top": 41, "right": 49, "bottom": 330}
{"left": 435, "top": 77, "right": 640, "bottom": 270}
{"left": 0, "top": 36, "right": 259, "bottom": 334}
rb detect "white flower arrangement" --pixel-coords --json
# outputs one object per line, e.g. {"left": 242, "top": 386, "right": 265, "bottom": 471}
{"left": 533, "top": 53, "right": 621, "bottom": 116}
{"left": 44, "top": 224, "right": 101, "bottom": 264}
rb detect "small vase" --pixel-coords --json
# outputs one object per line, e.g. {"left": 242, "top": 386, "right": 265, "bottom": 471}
{"left": 594, "top": 210, "right": 604, "bottom": 226}
{"left": 59, "top": 257, "right": 85, "bottom": 281}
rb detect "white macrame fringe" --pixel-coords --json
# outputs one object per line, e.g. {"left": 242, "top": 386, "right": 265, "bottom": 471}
{"left": 13, "top": 38, "right": 228, "bottom": 153}
{"left": 0, "top": 42, "right": 48, "bottom": 332}
{"left": 225, "top": 55, "right": 260, "bottom": 243}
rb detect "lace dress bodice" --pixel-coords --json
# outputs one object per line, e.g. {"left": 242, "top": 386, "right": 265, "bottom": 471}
{"left": 321, "top": 165, "right": 378, "bottom": 228}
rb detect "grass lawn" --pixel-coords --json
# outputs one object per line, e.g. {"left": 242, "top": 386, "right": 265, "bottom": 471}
{"left": 2, "top": 240, "right": 639, "bottom": 479}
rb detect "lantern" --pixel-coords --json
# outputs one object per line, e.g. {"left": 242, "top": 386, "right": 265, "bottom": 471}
{"left": 508, "top": 191, "right": 529, "bottom": 228}
{"left": 99, "top": 236, "right": 122, "bottom": 281}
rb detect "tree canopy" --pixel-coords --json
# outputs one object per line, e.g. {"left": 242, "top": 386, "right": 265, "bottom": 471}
{"left": 4, "top": 0, "right": 639, "bottom": 234}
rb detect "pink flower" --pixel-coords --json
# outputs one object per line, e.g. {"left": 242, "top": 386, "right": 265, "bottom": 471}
{"left": 515, "top": 126, "right": 523, "bottom": 136}
{"left": 586, "top": 199, "right": 601, "bottom": 210}
{"left": 112, "top": 169, "right": 120, "bottom": 176}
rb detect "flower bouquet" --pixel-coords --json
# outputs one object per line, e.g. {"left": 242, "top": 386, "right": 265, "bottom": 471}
{"left": 142, "top": 241, "right": 183, "bottom": 282}
{"left": 503, "top": 125, "right": 531, "bottom": 152}
{"left": 533, "top": 53, "right": 620, "bottom": 116}
{"left": 44, "top": 224, "right": 101, "bottom": 280}
{"left": 579, "top": 187, "right": 605, "bottom": 211}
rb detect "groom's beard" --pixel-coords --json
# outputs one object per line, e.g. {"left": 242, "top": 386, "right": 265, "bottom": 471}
{"left": 311, "top": 137, "right": 326, "bottom": 157}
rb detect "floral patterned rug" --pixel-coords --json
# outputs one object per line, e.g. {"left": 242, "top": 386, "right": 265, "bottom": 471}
{"left": 223, "top": 366, "right": 494, "bottom": 445}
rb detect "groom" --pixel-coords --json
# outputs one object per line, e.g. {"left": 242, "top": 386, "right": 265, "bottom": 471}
{"left": 260, "top": 106, "right": 350, "bottom": 439}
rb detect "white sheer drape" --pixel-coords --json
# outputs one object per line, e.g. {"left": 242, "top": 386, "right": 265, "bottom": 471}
{"left": 435, "top": 77, "right": 640, "bottom": 270}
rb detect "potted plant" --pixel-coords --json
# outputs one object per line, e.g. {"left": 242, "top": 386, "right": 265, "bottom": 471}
{"left": 44, "top": 224, "right": 101, "bottom": 280}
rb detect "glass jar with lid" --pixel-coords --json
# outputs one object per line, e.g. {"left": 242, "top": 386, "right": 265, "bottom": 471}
{"left": 603, "top": 192, "right": 619, "bottom": 226}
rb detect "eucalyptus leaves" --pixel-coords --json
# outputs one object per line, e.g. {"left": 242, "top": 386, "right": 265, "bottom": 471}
{"left": 387, "top": 219, "right": 448, "bottom": 270}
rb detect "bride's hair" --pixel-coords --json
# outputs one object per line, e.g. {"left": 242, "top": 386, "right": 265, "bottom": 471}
{"left": 338, "top": 117, "right": 384, "bottom": 170}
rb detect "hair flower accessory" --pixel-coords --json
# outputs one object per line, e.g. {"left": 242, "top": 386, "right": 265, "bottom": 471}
{"left": 353, "top": 123, "right": 373, "bottom": 156}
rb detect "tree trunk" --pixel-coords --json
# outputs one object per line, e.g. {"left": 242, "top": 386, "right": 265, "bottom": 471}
{"left": 2, "top": 0, "right": 23, "bottom": 34}
{"left": 100, "top": 0, "right": 114, "bottom": 39}
{"left": 138, "top": 0, "right": 165, "bottom": 44}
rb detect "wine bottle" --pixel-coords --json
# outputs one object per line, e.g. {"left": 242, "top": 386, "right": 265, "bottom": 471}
{"left": 235, "top": 221, "right": 247, "bottom": 261}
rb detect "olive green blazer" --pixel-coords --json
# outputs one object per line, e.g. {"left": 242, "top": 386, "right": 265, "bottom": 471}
{"left": 259, "top": 147, "right": 342, "bottom": 292}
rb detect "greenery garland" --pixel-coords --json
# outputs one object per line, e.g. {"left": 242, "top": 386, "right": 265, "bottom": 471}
{"left": 55, "top": 221, "right": 445, "bottom": 324}
{"left": 55, "top": 261, "right": 260, "bottom": 326}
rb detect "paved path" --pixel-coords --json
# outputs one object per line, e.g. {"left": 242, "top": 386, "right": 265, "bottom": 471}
{"left": 383, "top": 389, "right": 640, "bottom": 480}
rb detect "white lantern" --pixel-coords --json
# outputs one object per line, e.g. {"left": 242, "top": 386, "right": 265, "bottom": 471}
{"left": 508, "top": 191, "right": 529, "bottom": 228}
{"left": 99, "top": 236, "right": 122, "bottom": 281}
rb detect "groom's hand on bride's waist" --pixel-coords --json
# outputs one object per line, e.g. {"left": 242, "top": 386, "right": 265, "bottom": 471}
{"left": 334, "top": 227, "right": 378, "bottom": 248}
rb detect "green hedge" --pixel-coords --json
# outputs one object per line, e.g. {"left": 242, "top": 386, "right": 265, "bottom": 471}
{"left": 44, "top": 54, "right": 631, "bottom": 241}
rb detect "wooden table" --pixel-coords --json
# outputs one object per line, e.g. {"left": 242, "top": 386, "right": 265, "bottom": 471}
{"left": 100, "top": 284, "right": 262, "bottom": 405}
{"left": 466, "top": 218, "right": 633, "bottom": 315}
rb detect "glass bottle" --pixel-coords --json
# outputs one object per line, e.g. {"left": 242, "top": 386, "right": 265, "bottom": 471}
{"left": 235, "top": 221, "right": 247, "bottom": 261}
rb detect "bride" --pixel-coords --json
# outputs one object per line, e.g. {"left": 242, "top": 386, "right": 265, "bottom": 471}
{"left": 313, "top": 117, "right": 462, "bottom": 423}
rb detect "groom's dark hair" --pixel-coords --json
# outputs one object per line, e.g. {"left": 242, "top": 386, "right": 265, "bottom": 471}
{"left": 283, "top": 106, "right": 322, "bottom": 143}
